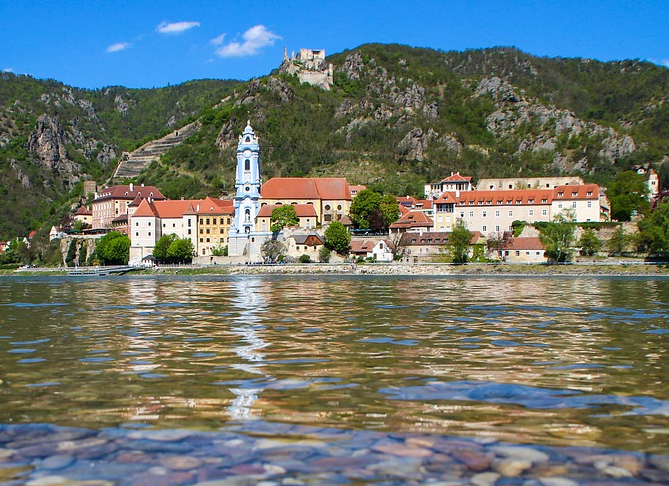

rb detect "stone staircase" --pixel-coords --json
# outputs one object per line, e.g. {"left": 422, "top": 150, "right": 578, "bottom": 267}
{"left": 112, "top": 121, "right": 200, "bottom": 180}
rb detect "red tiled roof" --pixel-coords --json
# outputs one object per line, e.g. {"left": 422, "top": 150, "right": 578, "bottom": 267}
{"left": 441, "top": 173, "right": 472, "bottom": 182}
{"left": 553, "top": 184, "right": 599, "bottom": 200}
{"left": 95, "top": 185, "right": 166, "bottom": 201}
{"left": 455, "top": 188, "right": 554, "bottom": 206}
{"left": 261, "top": 178, "right": 352, "bottom": 200}
{"left": 501, "top": 237, "right": 545, "bottom": 251}
{"left": 389, "top": 211, "right": 434, "bottom": 229}
{"left": 132, "top": 198, "right": 234, "bottom": 219}
{"left": 74, "top": 206, "right": 92, "bottom": 216}
{"left": 257, "top": 204, "right": 318, "bottom": 218}
{"left": 349, "top": 239, "right": 376, "bottom": 254}
{"left": 434, "top": 192, "right": 458, "bottom": 204}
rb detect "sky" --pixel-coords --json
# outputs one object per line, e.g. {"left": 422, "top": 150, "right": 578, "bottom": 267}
{"left": 2, "top": 0, "right": 668, "bottom": 90}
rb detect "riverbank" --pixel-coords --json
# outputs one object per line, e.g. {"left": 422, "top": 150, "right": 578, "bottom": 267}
{"left": 6, "top": 262, "right": 669, "bottom": 277}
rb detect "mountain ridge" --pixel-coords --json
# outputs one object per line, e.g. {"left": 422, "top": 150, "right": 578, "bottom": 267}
{"left": 1, "top": 43, "right": 668, "bottom": 239}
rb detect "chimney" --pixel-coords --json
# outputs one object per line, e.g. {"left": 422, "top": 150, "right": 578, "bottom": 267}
{"left": 129, "top": 183, "right": 134, "bottom": 192}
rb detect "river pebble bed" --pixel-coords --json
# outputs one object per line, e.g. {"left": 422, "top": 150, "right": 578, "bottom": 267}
{"left": 0, "top": 421, "right": 668, "bottom": 486}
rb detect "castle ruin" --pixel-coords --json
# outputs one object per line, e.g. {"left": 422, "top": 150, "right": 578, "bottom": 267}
{"left": 279, "top": 48, "right": 334, "bottom": 91}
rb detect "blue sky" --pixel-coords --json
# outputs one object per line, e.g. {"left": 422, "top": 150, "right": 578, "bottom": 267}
{"left": 2, "top": 0, "right": 668, "bottom": 89}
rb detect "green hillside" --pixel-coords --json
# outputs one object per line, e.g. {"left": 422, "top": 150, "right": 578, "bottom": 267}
{"left": 1, "top": 44, "right": 668, "bottom": 240}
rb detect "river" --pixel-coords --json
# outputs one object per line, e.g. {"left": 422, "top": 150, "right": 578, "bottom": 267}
{"left": 0, "top": 275, "right": 668, "bottom": 484}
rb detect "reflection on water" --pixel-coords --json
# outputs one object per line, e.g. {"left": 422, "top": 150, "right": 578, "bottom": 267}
{"left": 0, "top": 275, "right": 668, "bottom": 454}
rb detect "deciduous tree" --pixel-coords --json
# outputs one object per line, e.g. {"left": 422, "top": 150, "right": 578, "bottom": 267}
{"left": 270, "top": 205, "right": 300, "bottom": 234}
{"left": 95, "top": 231, "right": 130, "bottom": 265}
{"left": 323, "top": 221, "right": 351, "bottom": 255}
{"left": 446, "top": 219, "right": 473, "bottom": 264}
{"left": 539, "top": 214, "right": 575, "bottom": 263}
{"left": 578, "top": 228, "right": 602, "bottom": 256}
{"left": 608, "top": 171, "right": 650, "bottom": 221}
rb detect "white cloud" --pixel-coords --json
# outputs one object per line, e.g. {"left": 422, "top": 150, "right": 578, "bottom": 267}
{"left": 156, "top": 21, "right": 201, "bottom": 35}
{"left": 215, "top": 25, "right": 280, "bottom": 58}
{"left": 106, "top": 42, "right": 132, "bottom": 53}
{"left": 2, "top": 68, "right": 14, "bottom": 73}
{"left": 210, "top": 34, "right": 226, "bottom": 46}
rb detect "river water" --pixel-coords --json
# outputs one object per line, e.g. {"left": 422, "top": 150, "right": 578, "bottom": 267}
{"left": 0, "top": 274, "right": 668, "bottom": 484}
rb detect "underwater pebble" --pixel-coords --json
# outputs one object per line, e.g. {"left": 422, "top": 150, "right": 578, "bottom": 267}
{"left": 492, "top": 458, "right": 532, "bottom": 477}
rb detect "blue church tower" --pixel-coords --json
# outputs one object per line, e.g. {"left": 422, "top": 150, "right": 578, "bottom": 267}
{"left": 231, "top": 121, "right": 262, "bottom": 235}
{"left": 228, "top": 122, "right": 272, "bottom": 259}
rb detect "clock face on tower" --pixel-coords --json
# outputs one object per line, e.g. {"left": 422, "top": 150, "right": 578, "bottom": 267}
{"left": 243, "top": 149, "right": 251, "bottom": 157}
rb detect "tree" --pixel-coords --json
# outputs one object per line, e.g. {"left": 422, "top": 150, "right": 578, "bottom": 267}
{"left": 578, "top": 228, "right": 602, "bottom": 256}
{"left": 261, "top": 239, "right": 286, "bottom": 263}
{"left": 270, "top": 205, "right": 299, "bottom": 234}
{"left": 95, "top": 231, "right": 130, "bottom": 265}
{"left": 318, "top": 245, "right": 331, "bottom": 263}
{"left": 211, "top": 244, "right": 228, "bottom": 256}
{"left": 167, "top": 238, "right": 194, "bottom": 263}
{"left": 446, "top": 219, "right": 473, "bottom": 264}
{"left": 323, "top": 221, "right": 351, "bottom": 255}
{"left": 636, "top": 199, "right": 669, "bottom": 254}
{"left": 607, "top": 171, "right": 650, "bottom": 221}
{"left": 379, "top": 194, "right": 401, "bottom": 229}
{"left": 539, "top": 214, "right": 575, "bottom": 263}
{"left": 153, "top": 234, "right": 178, "bottom": 263}
{"left": 607, "top": 225, "right": 629, "bottom": 256}
{"left": 349, "top": 189, "right": 382, "bottom": 230}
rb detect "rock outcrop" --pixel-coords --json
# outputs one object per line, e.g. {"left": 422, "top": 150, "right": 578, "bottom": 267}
{"left": 27, "top": 115, "right": 79, "bottom": 180}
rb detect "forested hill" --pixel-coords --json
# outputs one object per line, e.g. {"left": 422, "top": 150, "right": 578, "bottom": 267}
{"left": 1, "top": 43, "right": 669, "bottom": 239}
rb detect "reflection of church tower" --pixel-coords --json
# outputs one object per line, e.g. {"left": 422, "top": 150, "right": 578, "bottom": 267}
{"left": 231, "top": 121, "right": 262, "bottom": 235}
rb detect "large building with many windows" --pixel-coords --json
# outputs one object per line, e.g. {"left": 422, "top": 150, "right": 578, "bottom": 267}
{"left": 431, "top": 184, "right": 600, "bottom": 236}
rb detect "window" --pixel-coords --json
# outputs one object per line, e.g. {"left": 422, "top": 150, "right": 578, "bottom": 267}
{"left": 200, "top": 229, "right": 203, "bottom": 234}
{"left": 324, "top": 205, "right": 331, "bottom": 211}
{"left": 558, "top": 192, "right": 564, "bottom": 197}
{"left": 213, "top": 218, "right": 217, "bottom": 225}
{"left": 558, "top": 203, "right": 563, "bottom": 209}
{"left": 135, "top": 222, "right": 139, "bottom": 226}
{"left": 337, "top": 205, "right": 342, "bottom": 210}
{"left": 495, "top": 210, "right": 500, "bottom": 217}
{"left": 529, "top": 209, "right": 534, "bottom": 216}
{"left": 482, "top": 211, "right": 487, "bottom": 218}
{"left": 163, "top": 223, "right": 166, "bottom": 228}
{"left": 245, "top": 159, "right": 250, "bottom": 171}
{"left": 469, "top": 211, "right": 474, "bottom": 218}
{"left": 495, "top": 225, "right": 500, "bottom": 232}
{"left": 542, "top": 209, "right": 547, "bottom": 216}
{"left": 587, "top": 201, "right": 592, "bottom": 208}
{"left": 148, "top": 222, "right": 151, "bottom": 226}
{"left": 200, "top": 238, "right": 203, "bottom": 243}
{"left": 587, "top": 191, "right": 593, "bottom": 196}
{"left": 188, "top": 220, "right": 191, "bottom": 227}
{"left": 206, "top": 229, "right": 210, "bottom": 234}
{"left": 509, "top": 210, "right": 513, "bottom": 217}
{"left": 135, "top": 232, "right": 139, "bottom": 237}
{"left": 482, "top": 225, "right": 487, "bottom": 232}
{"left": 572, "top": 192, "right": 578, "bottom": 197}
{"left": 172, "top": 223, "right": 176, "bottom": 228}
{"left": 206, "top": 238, "right": 210, "bottom": 243}
{"left": 206, "top": 218, "right": 210, "bottom": 225}
{"left": 516, "top": 251, "right": 520, "bottom": 256}
{"left": 148, "top": 232, "right": 151, "bottom": 236}
{"left": 572, "top": 202, "right": 577, "bottom": 208}
{"left": 460, "top": 212, "right": 465, "bottom": 218}
{"left": 188, "top": 229, "right": 191, "bottom": 235}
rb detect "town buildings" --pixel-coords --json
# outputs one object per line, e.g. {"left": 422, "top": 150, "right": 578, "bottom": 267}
{"left": 91, "top": 183, "right": 166, "bottom": 232}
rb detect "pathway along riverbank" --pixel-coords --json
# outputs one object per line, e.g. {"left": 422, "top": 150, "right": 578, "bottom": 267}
{"left": 7, "top": 261, "right": 669, "bottom": 277}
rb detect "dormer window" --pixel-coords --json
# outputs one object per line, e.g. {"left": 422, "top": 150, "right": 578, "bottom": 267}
{"left": 558, "top": 192, "right": 564, "bottom": 197}
{"left": 572, "top": 192, "right": 578, "bottom": 197}
{"left": 587, "top": 191, "right": 593, "bottom": 196}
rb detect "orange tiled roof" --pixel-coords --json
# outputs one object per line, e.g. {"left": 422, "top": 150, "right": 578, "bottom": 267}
{"left": 389, "top": 210, "right": 434, "bottom": 229}
{"left": 349, "top": 238, "right": 377, "bottom": 253}
{"left": 553, "top": 184, "right": 599, "bottom": 200}
{"left": 441, "top": 173, "right": 472, "bottom": 182}
{"left": 257, "top": 204, "right": 318, "bottom": 218}
{"left": 501, "top": 237, "right": 545, "bottom": 251}
{"left": 261, "top": 178, "right": 352, "bottom": 200}
{"left": 74, "top": 206, "right": 92, "bottom": 216}
{"left": 132, "top": 198, "right": 234, "bottom": 219}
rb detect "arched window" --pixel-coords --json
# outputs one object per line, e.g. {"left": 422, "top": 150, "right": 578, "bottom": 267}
{"left": 245, "top": 137, "right": 250, "bottom": 143}
{"left": 245, "top": 159, "right": 250, "bottom": 171}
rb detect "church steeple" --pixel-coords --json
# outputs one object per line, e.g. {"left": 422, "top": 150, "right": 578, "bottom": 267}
{"left": 231, "top": 122, "right": 262, "bottom": 235}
